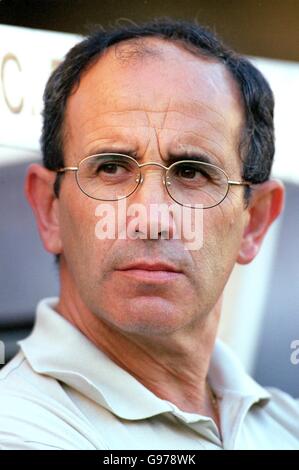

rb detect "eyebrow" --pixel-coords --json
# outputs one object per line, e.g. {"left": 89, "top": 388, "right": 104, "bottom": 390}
{"left": 166, "top": 153, "right": 217, "bottom": 166}
{"left": 85, "top": 147, "right": 219, "bottom": 167}
{"left": 86, "top": 146, "right": 138, "bottom": 160}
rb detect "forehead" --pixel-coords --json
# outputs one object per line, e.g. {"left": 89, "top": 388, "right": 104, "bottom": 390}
{"left": 64, "top": 38, "right": 244, "bottom": 167}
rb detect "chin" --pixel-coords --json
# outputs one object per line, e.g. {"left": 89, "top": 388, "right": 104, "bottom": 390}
{"left": 105, "top": 298, "right": 187, "bottom": 336}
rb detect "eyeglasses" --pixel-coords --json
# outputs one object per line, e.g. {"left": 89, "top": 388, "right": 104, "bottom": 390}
{"left": 56, "top": 153, "right": 251, "bottom": 209}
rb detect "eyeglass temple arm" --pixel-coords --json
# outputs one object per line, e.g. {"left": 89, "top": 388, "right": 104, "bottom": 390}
{"left": 228, "top": 180, "right": 251, "bottom": 187}
{"left": 56, "top": 167, "right": 78, "bottom": 173}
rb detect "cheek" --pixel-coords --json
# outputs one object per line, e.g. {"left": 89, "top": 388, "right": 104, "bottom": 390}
{"left": 58, "top": 194, "right": 112, "bottom": 277}
{"left": 199, "top": 206, "right": 245, "bottom": 276}
{"left": 205, "top": 200, "right": 244, "bottom": 242}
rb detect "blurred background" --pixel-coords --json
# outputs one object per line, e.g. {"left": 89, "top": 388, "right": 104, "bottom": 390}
{"left": 0, "top": 0, "right": 298, "bottom": 396}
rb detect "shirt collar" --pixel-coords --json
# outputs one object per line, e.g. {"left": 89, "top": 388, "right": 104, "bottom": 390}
{"left": 208, "top": 337, "right": 270, "bottom": 403}
{"left": 18, "top": 297, "right": 270, "bottom": 422}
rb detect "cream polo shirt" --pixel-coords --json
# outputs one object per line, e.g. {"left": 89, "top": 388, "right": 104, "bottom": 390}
{"left": 0, "top": 297, "right": 298, "bottom": 450}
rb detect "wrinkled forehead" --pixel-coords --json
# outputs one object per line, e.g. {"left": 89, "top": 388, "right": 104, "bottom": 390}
{"left": 63, "top": 37, "right": 245, "bottom": 167}
{"left": 66, "top": 36, "right": 243, "bottom": 113}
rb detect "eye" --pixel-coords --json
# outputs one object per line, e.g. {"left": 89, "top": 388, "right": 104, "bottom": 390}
{"left": 98, "top": 163, "right": 122, "bottom": 174}
{"left": 175, "top": 163, "right": 209, "bottom": 180}
{"left": 177, "top": 165, "right": 196, "bottom": 179}
{"left": 93, "top": 159, "right": 132, "bottom": 177}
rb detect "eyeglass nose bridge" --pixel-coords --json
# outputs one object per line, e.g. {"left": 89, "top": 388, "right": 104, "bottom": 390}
{"left": 135, "top": 161, "right": 171, "bottom": 187}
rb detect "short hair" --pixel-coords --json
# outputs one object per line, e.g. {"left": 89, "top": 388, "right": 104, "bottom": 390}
{"left": 42, "top": 16, "right": 275, "bottom": 218}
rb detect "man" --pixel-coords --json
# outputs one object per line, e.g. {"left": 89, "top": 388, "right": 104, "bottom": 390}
{"left": 0, "top": 18, "right": 297, "bottom": 450}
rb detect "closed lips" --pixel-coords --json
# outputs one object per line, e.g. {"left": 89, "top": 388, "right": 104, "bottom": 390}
{"left": 118, "top": 263, "right": 181, "bottom": 272}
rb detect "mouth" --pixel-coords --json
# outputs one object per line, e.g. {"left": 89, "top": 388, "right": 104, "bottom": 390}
{"left": 115, "top": 261, "right": 183, "bottom": 282}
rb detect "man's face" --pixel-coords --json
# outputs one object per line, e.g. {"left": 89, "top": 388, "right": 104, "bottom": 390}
{"left": 58, "top": 38, "right": 248, "bottom": 336}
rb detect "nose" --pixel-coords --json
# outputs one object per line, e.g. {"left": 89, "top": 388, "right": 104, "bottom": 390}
{"left": 127, "top": 164, "right": 176, "bottom": 240}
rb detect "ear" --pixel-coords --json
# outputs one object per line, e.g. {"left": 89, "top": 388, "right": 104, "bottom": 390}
{"left": 24, "top": 163, "right": 62, "bottom": 255}
{"left": 237, "top": 179, "right": 285, "bottom": 265}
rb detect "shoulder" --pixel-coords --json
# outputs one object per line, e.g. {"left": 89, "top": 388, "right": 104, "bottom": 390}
{"left": 0, "top": 352, "right": 99, "bottom": 449}
{"left": 265, "top": 386, "right": 299, "bottom": 424}
{"left": 253, "top": 385, "right": 299, "bottom": 445}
